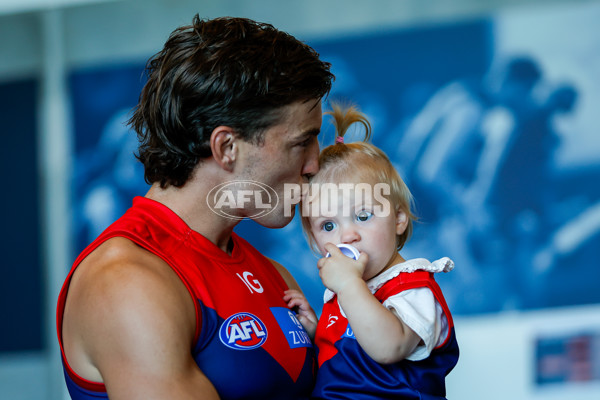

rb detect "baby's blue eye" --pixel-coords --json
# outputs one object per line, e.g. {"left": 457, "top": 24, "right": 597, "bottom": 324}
{"left": 356, "top": 211, "right": 373, "bottom": 222}
{"left": 322, "top": 221, "right": 336, "bottom": 232}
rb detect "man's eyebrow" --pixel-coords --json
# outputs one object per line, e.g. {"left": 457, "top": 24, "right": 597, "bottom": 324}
{"left": 291, "top": 128, "right": 321, "bottom": 145}
{"left": 303, "top": 128, "right": 321, "bottom": 137}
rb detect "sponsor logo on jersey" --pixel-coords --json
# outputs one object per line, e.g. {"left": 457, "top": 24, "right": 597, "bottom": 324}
{"left": 270, "top": 307, "right": 313, "bottom": 349}
{"left": 219, "top": 312, "right": 268, "bottom": 350}
{"left": 236, "top": 271, "right": 264, "bottom": 293}
{"left": 342, "top": 323, "right": 356, "bottom": 339}
{"left": 327, "top": 314, "right": 338, "bottom": 328}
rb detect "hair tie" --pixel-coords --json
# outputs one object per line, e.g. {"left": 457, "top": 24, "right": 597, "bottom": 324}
{"left": 335, "top": 136, "right": 344, "bottom": 144}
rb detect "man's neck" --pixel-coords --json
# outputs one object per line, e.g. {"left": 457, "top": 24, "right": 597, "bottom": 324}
{"left": 144, "top": 168, "right": 239, "bottom": 254}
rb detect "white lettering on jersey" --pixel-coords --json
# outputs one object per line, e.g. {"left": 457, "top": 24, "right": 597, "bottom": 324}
{"left": 289, "top": 329, "right": 311, "bottom": 345}
{"left": 227, "top": 320, "right": 266, "bottom": 344}
{"left": 327, "top": 315, "right": 338, "bottom": 328}
{"left": 236, "top": 271, "right": 264, "bottom": 293}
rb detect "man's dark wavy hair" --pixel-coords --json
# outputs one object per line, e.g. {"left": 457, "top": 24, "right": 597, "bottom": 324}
{"left": 128, "top": 15, "right": 334, "bottom": 188}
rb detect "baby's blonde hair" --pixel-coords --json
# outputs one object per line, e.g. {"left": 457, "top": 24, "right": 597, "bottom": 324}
{"left": 301, "top": 103, "right": 416, "bottom": 254}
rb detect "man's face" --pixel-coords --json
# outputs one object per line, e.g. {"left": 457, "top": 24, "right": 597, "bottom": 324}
{"left": 236, "top": 99, "right": 322, "bottom": 227}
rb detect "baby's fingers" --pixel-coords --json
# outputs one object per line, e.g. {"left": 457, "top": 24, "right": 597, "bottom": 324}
{"left": 283, "top": 290, "right": 307, "bottom": 308}
{"left": 283, "top": 289, "right": 302, "bottom": 301}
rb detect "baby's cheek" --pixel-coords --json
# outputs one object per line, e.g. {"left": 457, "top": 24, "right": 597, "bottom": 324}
{"left": 317, "top": 246, "right": 327, "bottom": 257}
{"left": 311, "top": 233, "right": 327, "bottom": 253}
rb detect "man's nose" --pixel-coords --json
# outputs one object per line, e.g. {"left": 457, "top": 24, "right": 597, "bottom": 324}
{"left": 301, "top": 139, "right": 320, "bottom": 179}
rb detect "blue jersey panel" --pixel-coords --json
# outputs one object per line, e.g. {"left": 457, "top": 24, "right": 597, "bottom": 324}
{"left": 194, "top": 302, "right": 316, "bottom": 400}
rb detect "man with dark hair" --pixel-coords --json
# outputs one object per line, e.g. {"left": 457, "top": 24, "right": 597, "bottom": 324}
{"left": 57, "top": 15, "right": 333, "bottom": 399}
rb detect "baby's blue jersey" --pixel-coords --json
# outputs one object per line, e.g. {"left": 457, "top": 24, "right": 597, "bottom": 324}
{"left": 313, "top": 270, "right": 459, "bottom": 399}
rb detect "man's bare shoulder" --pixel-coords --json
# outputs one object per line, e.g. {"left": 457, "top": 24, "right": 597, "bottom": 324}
{"left": 66, "top": 236, "right": 195, "bottom": 333}
{"left": 62, "top": 237, "right": 196, "bottom": 383}
{"left": 67, "top": 237, "right": 185, "bottom": 307}
{"left": 78, "top": 236, "right": 160, "bottom": 276}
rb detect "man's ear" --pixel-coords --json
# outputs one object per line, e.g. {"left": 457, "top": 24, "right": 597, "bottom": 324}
{"left": 210, "top": 126, "right": 237, "bottom": 172}
{"left": 396, "top": 209, "right": 409, "bottom": 236}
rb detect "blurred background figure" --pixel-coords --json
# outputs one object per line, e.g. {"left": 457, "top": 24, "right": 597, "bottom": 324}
{"left": 74, "top": 108, "right": 149, "bottom": 247}
{"left": 394, "top": 55, "right": 586, "bottom": 312}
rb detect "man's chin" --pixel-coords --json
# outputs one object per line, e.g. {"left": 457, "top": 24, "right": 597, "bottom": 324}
{"left": 252, "top": 207, "right": 296, "bottom": 229}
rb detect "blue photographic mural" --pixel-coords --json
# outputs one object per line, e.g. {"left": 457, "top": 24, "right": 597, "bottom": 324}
{"left": 70, "top": 64, "right": 150, "bottom": 252}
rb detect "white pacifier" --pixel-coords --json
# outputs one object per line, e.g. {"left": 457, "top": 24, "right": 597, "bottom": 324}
{"left": 325, "top": 244, "right": 360, "bottom": 260}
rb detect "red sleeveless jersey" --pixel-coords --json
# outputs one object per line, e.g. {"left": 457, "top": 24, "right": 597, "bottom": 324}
{"left": 57, "top": 197, "right": 316, "bottom": 399}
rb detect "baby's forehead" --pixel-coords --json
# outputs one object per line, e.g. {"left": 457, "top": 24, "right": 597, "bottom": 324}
{"left": 311, "top": 166, "right": 376, "bottom": 186}
{"left": 303, "top": 180, "right": 392, "bottom": 217}
{"left": 305, "top": 182, "right": 380, "bottom": 198}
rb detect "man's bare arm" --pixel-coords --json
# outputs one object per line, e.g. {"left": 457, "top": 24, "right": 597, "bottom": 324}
{"left": 62, "top": 237, "right": 220, "bottom": 400}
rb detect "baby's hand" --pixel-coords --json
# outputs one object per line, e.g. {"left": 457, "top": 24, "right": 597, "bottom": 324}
{"left": 283, "top": 289, "right": 317, "bottom": 339}
{"left": 318, "top": 243, "right": 368, "bottom": 295}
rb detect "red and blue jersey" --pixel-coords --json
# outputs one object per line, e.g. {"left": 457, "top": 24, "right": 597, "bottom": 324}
{"left": 56, "top": 197, "right": 316, "bottom": 399}
{"left": 313, "top": 270, "right": 459, "bottom": 399}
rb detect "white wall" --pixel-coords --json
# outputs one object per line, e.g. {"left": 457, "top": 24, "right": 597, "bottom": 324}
{"left": 449, "top": 305, "right": 600, "bottom": 399}
{"left": 0, "top": 0, "right": 588, "bottom": 79}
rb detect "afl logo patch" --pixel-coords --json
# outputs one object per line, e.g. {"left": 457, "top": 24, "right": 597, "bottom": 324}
{"left": 219, "top": 312, "right": 268, "bottom": 350}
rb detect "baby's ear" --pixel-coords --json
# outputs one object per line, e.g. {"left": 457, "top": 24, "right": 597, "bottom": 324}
{"left": 396, "top": 209, "right": 409, "bottom": 235}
